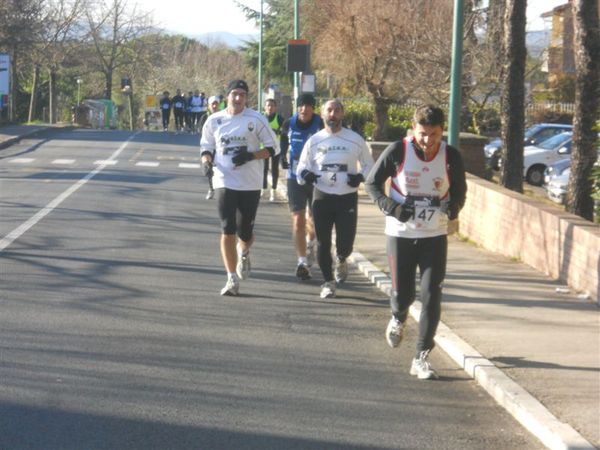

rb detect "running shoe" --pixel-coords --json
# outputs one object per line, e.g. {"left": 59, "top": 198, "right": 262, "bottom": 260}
{"left": 334, "top": 258, "right": 348, "bottom": 283}
{"left": 236, "top": 251, "right": 251, "bottom": 280}
{"left": 295, "top": 262, "right": 311, "bottom": 280}
{"left": 385, "top": 317, "right": 404, "bottom": 348}
{"left": 306, "top": 241, "right": 316, "bottom": 268}
{"left": 320, "top": 281, "right": 336, "bottom": 299}
{"left": 269, "top": 188, "right": 276, "bottom": 202}
{"left": 220, "top": 277, "right": 239, "bottom": 296}
{"left": 206, "top": 189, "right": 214, "bottom": 200}
{"left": 410, "top": 350, "right": 439, "bottom": 380}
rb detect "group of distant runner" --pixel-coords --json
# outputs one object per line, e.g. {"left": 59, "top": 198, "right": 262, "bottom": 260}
{"left": 158, "top": 89, "right": 225, "bottom": 133}
{"left": 198, "top": 78, "right": 467, "bottom": 380}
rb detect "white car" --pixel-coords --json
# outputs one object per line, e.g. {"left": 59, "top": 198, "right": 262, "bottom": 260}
{"left": 522, "top": 132, "right": 573, "bottom": 186}
{"left": 546, "top": 169, "right": 570, "bottom": 204}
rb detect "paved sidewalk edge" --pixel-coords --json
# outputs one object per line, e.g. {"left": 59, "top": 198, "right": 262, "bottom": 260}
{"left": 0, "top": 125, "right": 75, "bottom": 150}
{"left": 349, "top": 251, "right": 596, "bottom": 450}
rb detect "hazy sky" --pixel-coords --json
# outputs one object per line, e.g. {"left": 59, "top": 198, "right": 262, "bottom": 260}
{"left": 142, "top": 0, "right": 568, "bottom": 36}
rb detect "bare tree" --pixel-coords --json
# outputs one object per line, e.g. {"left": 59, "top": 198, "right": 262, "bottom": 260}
{"left": 499, "top": 0, "right": 527, "bottom": 192}
{"left": 83, "top": 0, "right": 154, "bottom": 99}
{"left": 308, "top": 0, "right": 454, "bottom": 140}
{"left": 0, "top": 0, "right": 44, "bottom": 121}
{"left": 28, "top": 0, "right": 82, "bottom": 123}
{"left": 566, "top": 0, "right": 600, "bottom": 220}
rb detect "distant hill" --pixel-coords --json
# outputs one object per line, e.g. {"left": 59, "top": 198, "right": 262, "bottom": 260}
{"left": 526, "top": 30, "right": 551, "bottom": 59}
{"left": 191, "top": 31, "right": 258, "bottom": 48}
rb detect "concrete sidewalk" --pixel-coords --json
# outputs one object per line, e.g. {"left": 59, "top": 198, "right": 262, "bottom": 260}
{"left": 352, "top": 195, "right": 599, "bottom": 450}
{"left": 0, "top": 124, "right": 59, "bottom": 149}
{"left": 2, "top": 125, "right": 598, "bottom": 449}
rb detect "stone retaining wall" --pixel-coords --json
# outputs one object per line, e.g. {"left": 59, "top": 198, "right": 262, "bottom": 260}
{"left": 460, "top": 175, "right": 599, "bottom": 304}
{"left": 368, "top": 138, "right": 599, "bottom": 304}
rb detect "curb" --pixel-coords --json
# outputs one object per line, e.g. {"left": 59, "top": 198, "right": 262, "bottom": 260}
{"left": 348, "top": 251, "right": 596, "bottom": 450}
{"left": 0, "top": 125, "right": 75, "bottom": 150}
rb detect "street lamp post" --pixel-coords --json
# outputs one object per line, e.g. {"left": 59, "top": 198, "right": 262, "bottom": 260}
{"left": 76, "top": 77, "right": 82, "bottom": 123}
{"left": 76, "top": 77, "right": 82, "bottom": 105}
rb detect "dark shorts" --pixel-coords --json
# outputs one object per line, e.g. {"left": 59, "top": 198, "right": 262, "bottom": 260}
{"left": 216, "top": 188, "right": 261, "bottom": 242}
{"left": 287, "top": 178, "right": 313, "bottom": 213}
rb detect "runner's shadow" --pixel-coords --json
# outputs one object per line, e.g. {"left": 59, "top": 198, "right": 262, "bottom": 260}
{"left": 490, "top": 356, "right": 600, "bottom": 372}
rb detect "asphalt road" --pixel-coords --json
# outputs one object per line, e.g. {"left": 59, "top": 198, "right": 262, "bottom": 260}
{"left": 0, "top": 129, "right": 543, "bottom": 449}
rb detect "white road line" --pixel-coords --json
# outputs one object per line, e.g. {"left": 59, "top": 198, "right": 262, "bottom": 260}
{"left": 135, "top": 161, "right": 159, "bottom": 167}
{"left": 178, "top": 163, "right": 201, "bottom": 169}
{"left": 94, "top": 160, "right": 118, "bottom": 165}
{"left": 0, "top": 132, "right": 140, "bottom": 253}
{"left": 52, "top": 159, "right": 76, "bottom": 165}
{"left": 8, "top": 158, "right": 35, "bottom": 163}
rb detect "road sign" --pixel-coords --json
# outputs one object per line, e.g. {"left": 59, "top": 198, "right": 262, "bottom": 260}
{"left": 287, "top": 39, "right": 311, "bottom": 72}
{"left": 0, "top": 53, "right": 10, "bottom": 97}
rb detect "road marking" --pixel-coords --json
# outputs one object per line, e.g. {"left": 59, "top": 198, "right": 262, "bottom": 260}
{"left": 179, "top": 163, "right": 200, "bottom": 169}
{"left": 135, "top": 161, "right": 159, "bottom": 167}
{"left": 94, "top": 159, "right": 118, "bottom": 165}
{"left": 0, "top": 132, "right": 140, "bottom": 253}
{"left": 8, "top": 158, "right": 34, "bottom": 163}
{"left": 52, "top": 159, "right": 75, "bottom": 165}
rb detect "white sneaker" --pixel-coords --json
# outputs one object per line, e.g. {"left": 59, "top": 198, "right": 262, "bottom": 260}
{"left": 205, "top": 189, "right": 214, "bottom": 200}
{"left": 261, "top": 189, "right": 267, "bottom": 198}
{"left": 236, "top": 250, "right": 251, "bottom": 280}
{"left": 295, "top": 262, "right": 311, "bottom": 280}
{"left": 410, "top": 350, "right": 438, "bottom": 380}
{"left": 306, "top": 241, "right": 316, "bottom": 268}
{"left": 385, "top": 317, "right": 404, "bottom": 348}
{"left": 220, "top": 277, "right": 239, "bottom": 296}
{"left": 269, "top": 188, "right": 276, "bottom": 202}
{"left": 320, "top": 281, "right": 336, "bottom": 299}
{"left": 334, "top": 258, "right": 348, "bottom": 283}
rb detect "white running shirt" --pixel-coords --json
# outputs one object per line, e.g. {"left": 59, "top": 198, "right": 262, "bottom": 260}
{"left": 385, "top": 137, "right": 450, "bottom": 238}
{"left": 296, "top": 127, "right": 373, "bottom": 196}
{"left": 200, "top": 108, "right": 279, "bottom": 190}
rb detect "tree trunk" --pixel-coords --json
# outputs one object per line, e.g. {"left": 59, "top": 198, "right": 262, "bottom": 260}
{"left": 372, "top": 96, "right": 388, "bottom": 141}
{"left": 566, "top": 0, "right": 600, "bottom": 220}
{"left": 28, "top": 65, "right": 39, "bottom": 123}
{"left": 105, "top": 70, "right": 113, "bottom": 99}
{"left": 48, "top": 68, "right": 57, "bottom": 124}
{"left": 500, "top": 0, "right": 527, "bottom": 192}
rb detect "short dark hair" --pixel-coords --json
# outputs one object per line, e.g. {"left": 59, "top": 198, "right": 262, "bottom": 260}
{"left": 413, "top": 105, "right": 445, "bottom": 128}
{"left": 297, "top": 93, "right": 316, "bottom": 108}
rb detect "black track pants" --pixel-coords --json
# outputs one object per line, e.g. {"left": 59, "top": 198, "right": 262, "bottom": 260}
{"left": 386, "top": 234, "right": 447, "bottom": 356}
{"left": 312, "top": 189, "right": 358, "bottom": 282}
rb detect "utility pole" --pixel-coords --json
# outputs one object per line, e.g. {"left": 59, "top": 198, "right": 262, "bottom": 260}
{"left": 258, "top": 0, "right": 263, "bottom": 112}
{"left": 448, "top": 0, "right": 464, "bottom": 147}
{"left": 293, "top": 0, "right": 300, "bottom": 104}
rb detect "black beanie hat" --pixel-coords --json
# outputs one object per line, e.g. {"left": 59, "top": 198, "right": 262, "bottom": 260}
{"left": 297, "top": 93, "right": 316, "bottom": 107}
{"left": 227, "top": 79, "right": 249, "bottom": 94}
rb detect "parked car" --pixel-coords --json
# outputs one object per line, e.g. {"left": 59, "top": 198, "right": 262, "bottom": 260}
{"left": 544, "top": 158, "right": 572, "bottom": 185}
{"left": 546, "top": 170, "right": 570, "bottom": 204}
{"left": 542, "top": 133, "right": 600, "bottom": 185}
{"left": 485, "top": 123, "right": 573, "bottom": 170}
{"left": 498, "top": 131, "right": 573, "bottom": 186}
{"left": 522, "top": 132, "right": 574, "bottom": 186}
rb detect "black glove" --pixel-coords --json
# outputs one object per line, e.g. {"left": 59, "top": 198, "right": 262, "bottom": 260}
{"left": 301, "top": 170, "right": 320, "bottom": 185}
{"left": 346, "top": 173, "right": 364, "bottom": 188}
{"left": 447, "top": 204, "right": 459, "bottom": 221}
{"left": 231, "top": 150, "right": 255, "bottom": 166}
{"left": 393, "top": 196, "right": 415, "bottom": 223}
{"left": 202, "top": 160, "right": 213, "bottom": 177}
{"left": 280, "top": 157, "right": 289, "bottom": 170}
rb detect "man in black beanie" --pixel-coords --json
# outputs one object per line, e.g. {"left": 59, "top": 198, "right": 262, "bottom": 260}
{"left": 280, "top": 93, "right": 324, "bottom": 281}
{"left": 200, "top": 79, "right": 280, "bottom": 296}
